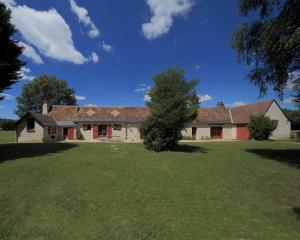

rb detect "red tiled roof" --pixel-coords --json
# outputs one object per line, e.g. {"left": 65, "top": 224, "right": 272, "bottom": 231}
{"left": 230, "top": 100, "right": 273, "bottom": 124}
{"left": 48, "top": 105, "right": 79, "bottom": 121}
{"left": 46, "top": 100, "right": 274, "bottom": 124}
{"left": 193, "top": 108, "right": 231, "bottom": 123}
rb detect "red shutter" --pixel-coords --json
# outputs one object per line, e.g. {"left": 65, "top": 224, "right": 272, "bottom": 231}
{"left": 107, "top": 125, "right": 112, "bottom": 138}
{"left": 118, "top": 125, "right": 122, "bottom": 131}
{"left": 67, "top": 128, "right": 74, "bottom": 140}
{"left": 237, "top": 124, "right": 250, "bottom": 140}
{"left": 93, "top": 125, "right": 98, "bottom": 139}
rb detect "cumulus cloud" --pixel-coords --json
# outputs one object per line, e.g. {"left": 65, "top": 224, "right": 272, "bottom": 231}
{"left": 20, "top": 67, "right": 35, "bottom": 81}
{"left": 282, "top": 97, "right": 295, "bottom": 104}
{"left": 198, "top": 94, "right": 212, "bottom": 103}
{"left": 286, "top": 71, "right": 300, "bottom": 90}
{"left": 7, "top": 2, "right": 88, "bottom": 64}
{"left": 90, "top": 52, "right": 99, "bottom": 63}
{"left": 0, "top": 93, "right": 15, "bottom": 100}
{"left": 101, "top": 41, "right": 114, "bottom": 53}
{"left": 19, "top": 42, "right": 43, "bottom": 64}
{"left": 226, "top": 101, "right": 246, "bottom": 108}
{"left": 144, "top": 93, "right": 151, "bottom": 102}
{"left": 69, "top": 0, "right": 100, "bottom": 38}
{"left": 135, "top": 84, "right": 151, "bottom": 92}
{"left": 75, "top": 95, "right": 86, "bottom": 101}
{"left": 142, "top": 0, "right": 195, "bottom": 39}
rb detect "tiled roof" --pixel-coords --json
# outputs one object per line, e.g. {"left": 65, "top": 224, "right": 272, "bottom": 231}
{"left": 15, "top": 111, "right": 57, "bottom": 127}
{"left": 193, "top": 108, "right": 232, "bottom": 124}
{"left": 44, "top": 100, "right": 274, "bottom": 125}
{"left": 230, "top": 100, "right": 273, "bottom": 124}
{"left": 48, "top": 105, "right": 79, "bottom": 121}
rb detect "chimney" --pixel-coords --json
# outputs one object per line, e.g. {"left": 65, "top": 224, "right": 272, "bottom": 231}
{"left": 42, "top": 102, "right": 48, "bottom": 115}
{"left": 216, "top": 101, "right": 225, "bottom": 111}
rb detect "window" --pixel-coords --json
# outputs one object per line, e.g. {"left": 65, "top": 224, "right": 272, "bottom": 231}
{"left": 113, "top": 124, "right": 121, "bottom": 131}
{"left": 83, "top": 124, "right": 92, "bottom": 131}
{"left": 48, "top": 127, "right": 57, "bottom": 135}
{"left": 271, "top": 120, "right": 279, "bottom": 127}
{"left": 27, "top": 118, "right": 35, "bottom": 132}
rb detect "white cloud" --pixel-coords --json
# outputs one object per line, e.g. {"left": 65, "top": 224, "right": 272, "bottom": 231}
{"left": 69, "top": 0, "right": 100, "bottom": 38}
{"left": 144, "top": 93, "right": 151, "bottom": 102}
{"left": 142, "top": 0, "right": 195, "bottom": 39}
{"left": 75, "top": 95, "right": 86, "bottom": 101}
{"left": 226, "top": 101, "right": 246, "bottom": 108}
{"left": 19, "top": 41, "right": 44, "bottom": 64}
{"left": 8, "top": 3, "right": 88, "bottom": 64}
{"left": 2, "top": 0, "right": 16, "bottom": 7}
{"left": 0, "top": 93, "right": 15, "bottom": 100}
{"left": 90, "top": 52, "right": 99, "bottom": 63}
{"left": 101, "top": 41, "right": 114, "bottom": 53}
{"left": 198, "top": 94, "right": 212, "bottom": 103}
{"left": 135, "top": 84, "right": 151, "bottom": 92}
{"left": 85, "top": 104, "right": 97, "bottom": 107}
{"left": 195, "top": 65, "right": 200, "bottom": 70}
{"left": 20, "top": 67, "right": 35, "bottom": 81}
{"left": 287, "top": 71, "right": 300, "bottom": 90}
{"left": 282, "top": 97, "right": 295, "bottom": 104}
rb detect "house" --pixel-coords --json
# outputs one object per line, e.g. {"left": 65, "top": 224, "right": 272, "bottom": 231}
{"left": 15, "top": 99, "right": 290, "bottom": 143}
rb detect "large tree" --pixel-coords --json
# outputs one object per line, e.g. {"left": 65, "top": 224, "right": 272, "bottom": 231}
{"left": 232, "top": 0, "right": 300, "bottom": 100}
{"left": 16, "top": 75, "right": 77, "bottom": 117}
{"left": 141, "top": 66, "right": 199, "bottom": 152}
{"left": 0, "top": 1, "right": 25, "bottom": 100}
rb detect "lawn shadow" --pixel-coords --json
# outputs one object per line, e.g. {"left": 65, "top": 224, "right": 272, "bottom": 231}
{"left": 293, "top": 207, "right": 300, "bottom": 220}
{"left": 0, "top": 143, "right": 78, "bottom": 163}
{"left": 176, "top": 144, "right": 208, "bottom": 153}
{"left": 246, "top": 149, "right": 300, "bottom": 169}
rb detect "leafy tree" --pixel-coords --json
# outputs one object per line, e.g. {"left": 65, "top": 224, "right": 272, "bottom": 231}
{"left": 141, "top": 66, "right": 199, "bottom": 152}
{"left": 283, "top": 108, "right": 300, "bottom": 130}
{"left": 292, "top": 79, "right": 300, "bottom": 107}
{"left": 16, "top": 75, "right": 76, "bottom": 117}
{"left": 0, "top": 1, "right": 25, "bottom": 100}
{"left": 0, "top": 118, "right": 16, "bottom": 130}
{"left": 248, "top": 115, "right": 277, "bottom": 140}
{"left": 232, "top": 0, "right": 300, "bottom": 99}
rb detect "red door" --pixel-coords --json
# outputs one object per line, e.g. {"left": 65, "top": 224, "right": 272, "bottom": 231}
{"left": 67, "top": 128, "right": 74, "bottom": 140}
{"left": 237, "top": 124, "right": 250, "bottom": 140}
{"left": 107, "top": 125, "right": 112, "bottom": 138}
{"left": 93, "top": 125, "right": 98, "bottom": 139}
{"left": 211, "top": 127, "right": 222, "bottom": 139}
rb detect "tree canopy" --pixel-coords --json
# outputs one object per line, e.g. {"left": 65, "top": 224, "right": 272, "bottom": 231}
{"left": 232, "top": 0, "right": 300, "bottom": 101}
{"left": 0, "top": 1, "right": 25, "bottom": 100}
{"left": 16, "top": 75, "right": 77, "bottom": 117}
{"left": 141, "top": 66, "right": 199, "bottom": 152}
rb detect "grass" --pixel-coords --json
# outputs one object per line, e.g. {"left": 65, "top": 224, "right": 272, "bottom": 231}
{"left": 0, "top": 131, "right": 299, "bottom": 240}
{"left": 0, "top": 131, "right": 15, "bottom": 144}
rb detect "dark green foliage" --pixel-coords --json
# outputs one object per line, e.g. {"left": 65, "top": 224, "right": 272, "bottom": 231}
{"left": 76, "top": 129, "right": 84, "bottom": 140}
{"left": 0, "top": 118, "right": 15, "bottom": 130}
{"left": 16, "top": 75, "right": 76, "bottom": 117}
{"left": 283, "top": 108, "right": 300, "bottom": 130}
{"left": 0, "top": 2, "right": 25, "bottom": 100}
{"left": 292, "top": 79, "right": 300, "bottom": 107}
{"left": 248, "top": 115, "right": 277, "bottom": 140}
{"left": 232, "top": 0, "right": 300, "bottom": 98}
{"left": 141, "top": 66, "right": 199, "bottom": 152}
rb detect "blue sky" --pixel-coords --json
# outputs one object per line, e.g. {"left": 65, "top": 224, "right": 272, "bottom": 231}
{"left": 0, "top": 0, "right": 296, "bottom": 119}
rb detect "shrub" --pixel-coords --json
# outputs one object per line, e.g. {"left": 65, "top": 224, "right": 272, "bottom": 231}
{"left": 76, "top": 129, "right": 84, "bottom": 140}
{"left": 0, "top": 119, "right": 16, "bottom": 130}
{"left": 182, "top": 136, "right": 194, "bottom": 140}
{"left": 248, "top": 115, "right": 277, "bottom": 140}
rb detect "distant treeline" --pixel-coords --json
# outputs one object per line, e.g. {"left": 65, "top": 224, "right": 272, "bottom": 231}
{"left": 0, "top": 118, "right": 16, "bottom": 131}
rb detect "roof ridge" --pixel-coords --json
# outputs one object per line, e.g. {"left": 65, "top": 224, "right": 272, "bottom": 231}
{"left": 230, "top": 99, "right": 273, "bottom": 109}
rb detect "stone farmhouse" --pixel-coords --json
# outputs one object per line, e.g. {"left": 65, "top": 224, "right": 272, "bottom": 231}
{"left": 15, "top": 99, "right": 290, "bottom": 143}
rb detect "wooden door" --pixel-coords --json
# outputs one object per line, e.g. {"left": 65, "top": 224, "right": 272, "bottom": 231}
{"left": 236, "top": 124, "right": 250, "bottom": 140}
{"left": 67, "top": 128, "right": 74, "bottom": 140}
{"left": 93, "top": 125, "right": 98, "bottom": 139}
{"left": 211, "top": 127, "right": 222, "bottom": 139}
{"left": 107, "top": 125, "right": 112, "bottom": 138}
{"left": 192, "top": 127, "right": 197, "bottom": 140}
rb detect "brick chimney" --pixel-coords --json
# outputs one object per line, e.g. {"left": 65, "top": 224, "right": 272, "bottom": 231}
{"left": 42, "top": 102, "right": 48, "bottom": 115}
{"left": 216, "top": 101, "right": 225, "bottom": 111}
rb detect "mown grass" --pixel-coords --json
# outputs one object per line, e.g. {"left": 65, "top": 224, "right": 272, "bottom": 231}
{"left": 0, "top": 131, "right": 299, "bottom": 239}
{"left": 0, "top": 131, "right": 15, "bottom": 144}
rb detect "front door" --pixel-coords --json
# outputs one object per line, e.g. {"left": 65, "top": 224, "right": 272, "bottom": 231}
{"left": 63, "top": 128, "right": 68, "bottom": 139}
{"left": 192, "top": 127, "right": 197, "bottom": 140}
{"left": 211, "top": 127, "right": 222, "bottom": 139}
{"left": 98, "top": 125, "right": 107, "bottom": 137}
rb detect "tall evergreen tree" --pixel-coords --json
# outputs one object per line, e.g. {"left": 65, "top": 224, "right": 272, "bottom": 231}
{"left": 232, "top": 0, "right": 300, "bottom": 100}
{"left": 0, "top": 1, "right": 25, "bottom": 100}
{"left": 16, "top": 75, "right": 77, "bottom": 117}
{"left": 141, "top": 66, "right": 199, "bottom": 152}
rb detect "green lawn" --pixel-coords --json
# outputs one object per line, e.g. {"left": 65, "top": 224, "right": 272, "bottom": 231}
{"left": 0, "top": 131, "right": 15, "bottom": 144}
{"left": 0, "top": 132, "right": 299, "bottom": 240}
